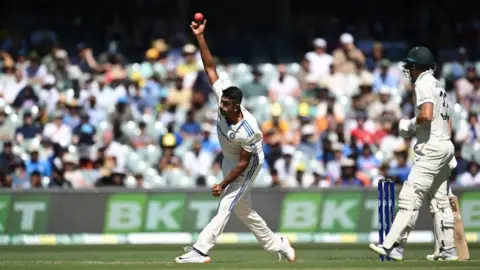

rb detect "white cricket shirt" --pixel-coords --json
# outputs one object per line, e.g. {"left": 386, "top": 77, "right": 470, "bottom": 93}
{"left": 414, "top": 70, "right": 451, "bottom": 144}
{"left": 212, "top": 78, "right": 264, "bottom": 162}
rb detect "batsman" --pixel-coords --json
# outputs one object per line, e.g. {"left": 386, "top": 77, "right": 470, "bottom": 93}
{"left": 369, "top": 46, "right": 458, "bottom": 261}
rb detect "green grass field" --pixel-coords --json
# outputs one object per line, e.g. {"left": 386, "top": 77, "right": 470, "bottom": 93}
{"left": 0, "top": 244, "right": 478, "bottom": 270}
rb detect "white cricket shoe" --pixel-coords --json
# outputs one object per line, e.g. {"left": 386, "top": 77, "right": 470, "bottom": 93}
{"left": 368, "top": 243, "right": 404, "bottom": 261}
{"left": 175, "top": 247, "right": 212, "bottom": 264}
{"left": 438, "top": 247, "right": 459, "bottom": 261}
{"left": 426, "top": 253, "right": 439, "bottom": 261}
{"left": 278, "top": 236, "right": 296, "bottom": 262}
{"left": 427, "top": 247, "right": 459, "bottom": 261}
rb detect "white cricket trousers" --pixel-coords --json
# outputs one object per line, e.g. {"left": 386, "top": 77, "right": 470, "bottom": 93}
{"left": 383, "top": 140, "right": 454, "bottom": 248}
{"left": 193, "top": 153, "right": 280, "bottom": 255}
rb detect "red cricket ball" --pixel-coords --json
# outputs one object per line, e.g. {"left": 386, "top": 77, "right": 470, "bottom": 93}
{"left": 194, "top": 13, "right": 204, "bottom": 22}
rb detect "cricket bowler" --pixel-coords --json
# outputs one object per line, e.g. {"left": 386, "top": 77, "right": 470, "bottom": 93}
{"left": 369, "top": 46, "right": 458, "bottom": 261}
{"left": 175, "top": 17, "right": 295, "bottom": 264}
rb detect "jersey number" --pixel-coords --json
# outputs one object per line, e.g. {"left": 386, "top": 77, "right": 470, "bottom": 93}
{"left": 439, "top": 90, "right": 449, "bottom": 121}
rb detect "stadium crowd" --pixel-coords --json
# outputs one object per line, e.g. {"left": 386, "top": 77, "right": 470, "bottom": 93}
{"left": 0, "top": 28, "right": 479, "bottom": 190}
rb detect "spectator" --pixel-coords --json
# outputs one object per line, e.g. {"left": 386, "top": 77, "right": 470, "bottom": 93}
{"left": 101, "top": 130, "right": 125, "bottom": 170}
{"left": 326, "top": 142, "right": 344, "bottom": 184}
{"left": 131, "top": 121, "right": 153, "bottom": 149}
{"left": 368, "top": 86, "right": 402, "bottom": 121}
{"left": 15, "top": 111, "right": 42, "bottom": 143}
{"left": 180, "top": 109, "right": 201, "bottom": 137}
{"left": 372, "top": 59, "right": 401, "bottom": 92}
{"left": 332, "top": 33, "right": 365, "bottom": 73}
{"left": 176, "top": 44, "right": 199, "bottom": 78}
{"left": 25, "top": 148, "right": 52, "bottom": 177}
{"left": 268, "top": 64, "right": 300, "bottom": 101}
{"left": 0, "top": 63, "right": 26, "bottom": 104}
{"left": 62, "top": 153, "right": 91, "bottom": 188}
{"left": 29, "top": 170, "right": 44, "bottom": 189}
{"left": 11, "top": 162, "right": 30, "bottom": 189}
{"left": 86, "top": 96, "right": 106, "bottom": 126}
{"left": 38, "top": 74, "right": 59, "bottom": 113}
{"left": 72, "top": 113, "right": 96, "bottom": 146}
{"left": 339, "top": 158, "right": 363, "bottom": 186}
{"left": 167, "top": 76, "right": 192, "bottom": 111}
{"left": 0, "top": 141, "right": 22, "bottom": 174}
{"left": 457, "top": 162, "right": 480, "bottom": 186}
{"left": 357, "top": 144, "right": 381, "bottom": 171}
{"left": 305, "top": 38, "right": 333, "bottom": 80}
{"left": 240, "top": 69, "right": 268, "bottom": 100}
{"left": 12, "top": 85, "right": 39, "bottom": 109}
{"left": 43, "top": 110, "right": 72, "bottom": 147}
{"left": 48, "top": 167, "right": 72, "bottom": 188}
{"left": 273, "top": 145, "right": 298, "bottom": 187}
{"left": 183, "top": 139, "right": 214, "bottom": 186}
{"left": 350, "top": 112, "right": 374, "bottom": 146}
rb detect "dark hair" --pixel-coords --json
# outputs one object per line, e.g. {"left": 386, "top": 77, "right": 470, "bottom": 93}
{"left": 222, "top": 86, "right": 243, "bottom": 105}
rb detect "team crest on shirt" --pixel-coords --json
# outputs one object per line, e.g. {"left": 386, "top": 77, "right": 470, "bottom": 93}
{"left": 229, "top": 132, "right": 236, "bottom": 139}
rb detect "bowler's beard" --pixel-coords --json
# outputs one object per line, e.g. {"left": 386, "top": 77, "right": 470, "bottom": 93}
{"left": 219, "top": 108, "right": 227, "bottom": 117}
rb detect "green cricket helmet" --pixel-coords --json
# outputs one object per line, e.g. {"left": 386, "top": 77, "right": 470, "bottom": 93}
{"left": 402, "top": 46, "right": 436, "bottom": 76}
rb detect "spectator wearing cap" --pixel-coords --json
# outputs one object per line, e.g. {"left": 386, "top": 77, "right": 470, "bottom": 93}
{"left": 0, "top": 107, "right": 15, "bottom": 141}
{"left": 261, "top": 103, "right": 290, "bottom": 137}
{"left": 176, "top": 44, "right": 199, "bottom": 78}
{"left": 268, "top": 64, "right": 301, "bottom": 101}
{"left": 15, "top": 111, "right": 42, "bottom": 143}
{"left": 39, "top": 74, "right": 59, "bottom": 113}
{"left": 26, "top": 147, "right": 52, "bottom": 177}
{"left": 372, "top": 59, "right": 400, "bottom": 93}
{"left": 297, "top": 123, "right": 321, "bottom": 161}
{"left": 43, "top": 110, "right": 72, "bottom": 147}
{"left": 368, "top": 86, "right": 402, "bottom": 121}
{"left": 141, "top": 48, "right": 160, "bottom": 79}
{"left": 158, "top": 136, "right": 182, "bottom": 174}
{"left": 0, "top": 141, "right": 22, "bottom": 174}
{"left": 183, "top": 138, "right": 214, "bottom": 186}
{"left": 332, "top": 33, "right": 365, "bottom": 74}
{"left": 240, "top": 68, "right": 268, "bottom": 100}
{"left": 305, "top": 38, "right": 333, "bottom": 80}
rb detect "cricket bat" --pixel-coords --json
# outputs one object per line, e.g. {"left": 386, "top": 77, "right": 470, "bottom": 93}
{"left": 449, "top": 195, "right": 470, "bottom": 260}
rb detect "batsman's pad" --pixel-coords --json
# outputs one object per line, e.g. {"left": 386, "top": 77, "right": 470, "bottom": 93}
{"left": 449, "top": 196, "right": 470, "bottom": 260}
{"left": 398, "top": 181, "right": 417, "bottom": 210}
